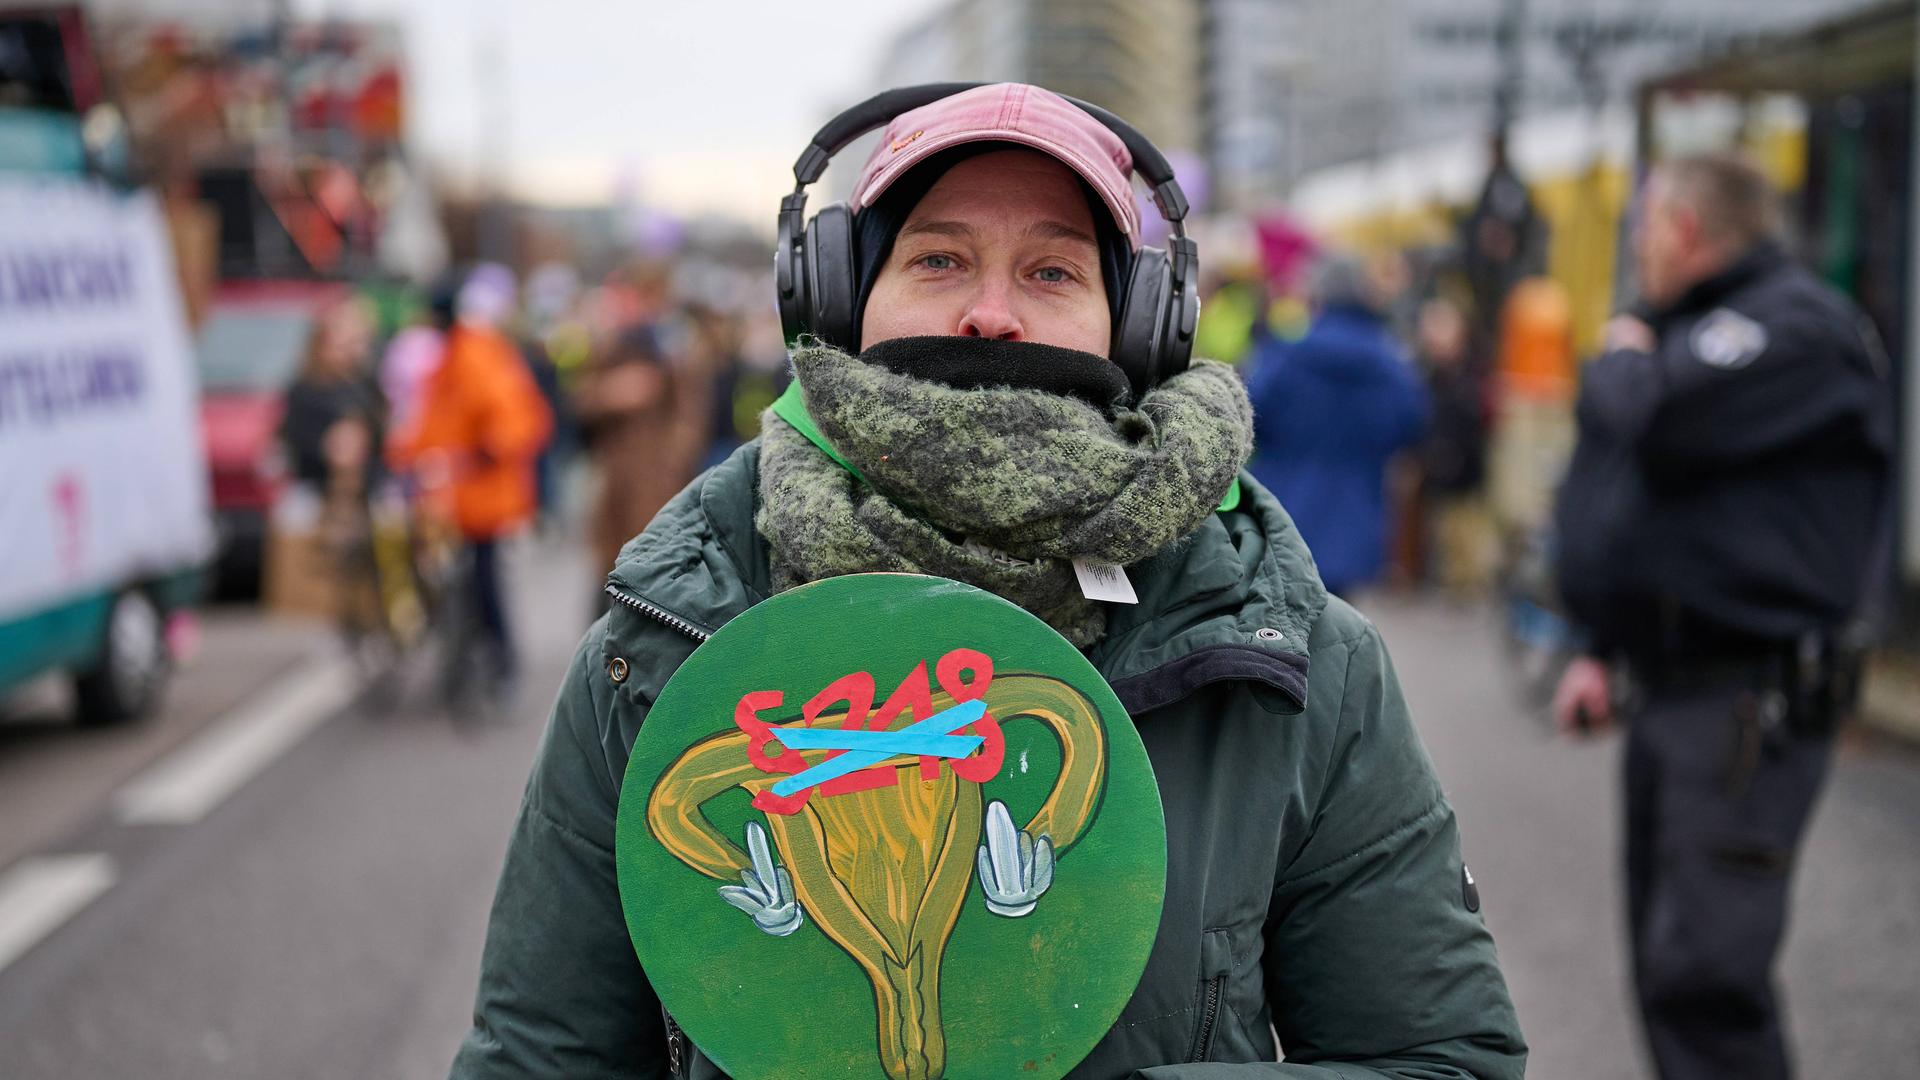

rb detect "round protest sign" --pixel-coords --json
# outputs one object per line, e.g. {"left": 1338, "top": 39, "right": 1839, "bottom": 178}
{"left": 616, "top": 573, "right": 1165, "bottom": 1080}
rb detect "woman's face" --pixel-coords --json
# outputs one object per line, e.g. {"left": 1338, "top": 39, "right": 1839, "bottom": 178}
{"left": 313, "top": 299, "right": 373, "bottom": 379}
{"left": 859, "top": 149, "right": 1113, "bottom": 357}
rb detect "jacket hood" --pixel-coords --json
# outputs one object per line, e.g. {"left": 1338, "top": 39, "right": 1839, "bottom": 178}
{"left": 605, "top": 440, "right": 1328, "bottom": 716}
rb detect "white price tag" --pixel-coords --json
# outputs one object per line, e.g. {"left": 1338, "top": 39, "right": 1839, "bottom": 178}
{"left": 1071, "top": 558, "right": 1139, "bottom": 604}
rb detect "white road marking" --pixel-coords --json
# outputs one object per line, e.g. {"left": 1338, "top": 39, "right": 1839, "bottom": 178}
{"left": 114, "top": 655, "right": 359, "bottom": 826}
{"left": 0, "top": 854, "right": 115, "bottom": 974}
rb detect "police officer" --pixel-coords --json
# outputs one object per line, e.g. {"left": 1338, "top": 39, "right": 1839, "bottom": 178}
{"left": 1551, "top": 153, "right": 1893, "bottom": 1080}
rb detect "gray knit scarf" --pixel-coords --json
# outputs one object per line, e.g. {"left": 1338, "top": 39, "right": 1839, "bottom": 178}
{"left": 756, "top": 338, "right": 1253, "bottom": 648}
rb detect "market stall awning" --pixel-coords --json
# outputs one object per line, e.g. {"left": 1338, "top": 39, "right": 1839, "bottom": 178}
{"left": 1641, "top": 1, "right": 1913, "bottom": 100}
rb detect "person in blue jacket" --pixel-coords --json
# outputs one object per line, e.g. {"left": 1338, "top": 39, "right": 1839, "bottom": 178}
{"left": 1245, "top": 256, "right": 1429, "bottom": 595}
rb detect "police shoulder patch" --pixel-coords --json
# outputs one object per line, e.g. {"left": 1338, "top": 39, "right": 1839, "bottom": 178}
{"left": 1689, "top": 308, "right": 1770, "bottom": 370}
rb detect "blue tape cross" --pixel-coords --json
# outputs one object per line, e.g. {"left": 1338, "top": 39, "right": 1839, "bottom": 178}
{"left": 772, "top": 729, "right": 981, "bottom": 757}
{"left": 768, "top": 699, "right": 988, "bottom": 798}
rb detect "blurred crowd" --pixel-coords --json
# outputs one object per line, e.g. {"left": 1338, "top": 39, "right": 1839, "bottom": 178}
{"left": 276, "top": 224, "right": 1588, "bottom": 681}
{"left": 1203, "top": 241, "right": 1580, "bottom": 605}
{"left": 274, "top": 256, "right": 793, "bottom": 687}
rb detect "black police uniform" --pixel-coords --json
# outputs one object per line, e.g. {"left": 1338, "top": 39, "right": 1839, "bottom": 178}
{"left": 1555, "top": 241, "right": 1894, "bottom": 1080}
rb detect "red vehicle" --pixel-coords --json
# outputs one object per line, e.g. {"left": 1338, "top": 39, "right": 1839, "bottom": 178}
{"left": 196, "top": 280, "right": 351, "bottom": 594}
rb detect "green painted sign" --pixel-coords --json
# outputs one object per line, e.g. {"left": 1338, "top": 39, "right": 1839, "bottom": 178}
{"left": 617, "top": 573, "right": 1166, "bottom": 1080}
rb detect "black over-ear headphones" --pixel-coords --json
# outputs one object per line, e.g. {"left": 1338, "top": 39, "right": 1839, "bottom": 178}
{"left": 776, "top": 82, "right": 1199, "bottom": 399}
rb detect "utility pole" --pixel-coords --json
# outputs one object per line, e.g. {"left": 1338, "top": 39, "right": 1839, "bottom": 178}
{"left": 473, "top": 3, "right": 512, "bottom": 265}
{"left": 1492, "top": 0, "right": 1528, "bottom": 150}
{"left": 1904, "top": 9, "right": 1920, "bottom": 583}
{"left": 1461, "top": 0, "right": 1538, "bottom": 350}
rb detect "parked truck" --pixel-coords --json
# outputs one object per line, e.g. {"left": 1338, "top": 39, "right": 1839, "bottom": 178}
{"left": 0, "top": 8, "right": 211, "bottom": 723}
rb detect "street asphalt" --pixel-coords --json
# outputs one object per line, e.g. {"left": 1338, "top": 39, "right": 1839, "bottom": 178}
{"left": 0, "top": 559, "right": 1914, "bottom": 1079}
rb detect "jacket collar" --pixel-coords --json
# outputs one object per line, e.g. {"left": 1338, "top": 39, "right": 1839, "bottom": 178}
{"left": 605, "top": 441, "right": 1326, "bottom": 716}
{"left": 1088, "top": 473, "right": 1324, "bottom": 714}
{"left": 604, "top": 446, "right": 770, "bottom": 642}
{"left": 1653, "top": 241, "right": 1786, "bottom": 327}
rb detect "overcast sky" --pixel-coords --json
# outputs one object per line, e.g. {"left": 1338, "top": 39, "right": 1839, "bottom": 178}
{"left": 293, "top": 0, "right": 948, "bottom": 220}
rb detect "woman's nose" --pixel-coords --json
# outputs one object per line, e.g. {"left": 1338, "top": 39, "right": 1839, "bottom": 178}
{"left": 957, "top": 280, "right": 1023, "bottom": 341}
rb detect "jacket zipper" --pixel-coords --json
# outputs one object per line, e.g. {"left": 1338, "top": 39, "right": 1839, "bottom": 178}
{"left": 605, "top": 584, "right": 712, "bottom": 642}
{"left": 664, "top": 1010, "right": 685, "bottom": 1076}
{"left": 1190, "top": 975, "right": 1224, "bottom": 1062}
{"left": 607, "top": 585, "right": 700, "bottom": 1080}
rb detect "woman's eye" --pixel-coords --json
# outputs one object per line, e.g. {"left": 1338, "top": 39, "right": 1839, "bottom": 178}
{"left": 919, "top": 253, "right": 956, "bottom": 271}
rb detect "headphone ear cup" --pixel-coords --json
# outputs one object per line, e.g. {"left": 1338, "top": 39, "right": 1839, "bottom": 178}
{"left": 1114, "top": 248, "right": 1171, "bottom": 399}
{"left": 776, "top": 206, "right": 809, "bottom": 346}
{"left": 802, "top": 202, "right": 858, "bottom": 351}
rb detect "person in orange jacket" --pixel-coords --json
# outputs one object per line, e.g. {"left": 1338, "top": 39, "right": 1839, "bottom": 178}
{"left": 390, "top": 276, "right": 553, "bottom": 685}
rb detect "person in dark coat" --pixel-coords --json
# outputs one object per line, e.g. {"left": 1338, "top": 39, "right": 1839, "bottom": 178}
{"left": 1244, "top": 256, "right": 1430, "bottom": 595}
{"left": 1552, "top": 153, "right": 1893, "bottom": 1080}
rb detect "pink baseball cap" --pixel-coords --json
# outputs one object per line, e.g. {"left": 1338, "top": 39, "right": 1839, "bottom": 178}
{"left": 848, "top": 83, "right": 1141, "bottom": 247}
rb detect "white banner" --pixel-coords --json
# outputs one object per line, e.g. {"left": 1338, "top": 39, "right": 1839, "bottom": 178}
{"left": 0, "top": 178, "right": 214, "bottom": 622}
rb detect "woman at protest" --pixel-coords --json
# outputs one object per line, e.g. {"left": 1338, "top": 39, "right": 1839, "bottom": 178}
{"left": 281, "top": 296, "right": 384, "bottom": 501}
{"left": 451, "top": 84, "right": 1523, "bottom": 1079}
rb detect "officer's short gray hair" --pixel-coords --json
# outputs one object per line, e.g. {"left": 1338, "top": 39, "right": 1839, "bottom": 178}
{"left": 1655, "top": 153, "right": 1782, "bottom": 250}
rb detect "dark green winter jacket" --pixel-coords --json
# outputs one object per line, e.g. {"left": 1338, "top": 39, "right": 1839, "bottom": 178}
{"left": 450, "top": 442, "right": 1526, "bottom": 1079}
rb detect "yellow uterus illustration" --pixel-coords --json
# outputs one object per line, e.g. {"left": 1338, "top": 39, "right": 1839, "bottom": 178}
{"left": 647, "top": 671, "right": 1107, "bottom": 1080}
